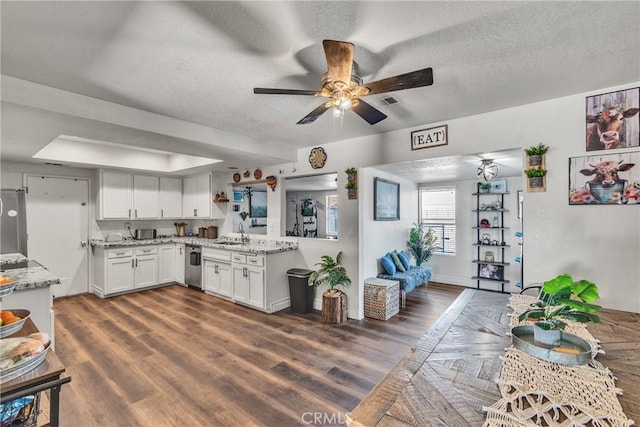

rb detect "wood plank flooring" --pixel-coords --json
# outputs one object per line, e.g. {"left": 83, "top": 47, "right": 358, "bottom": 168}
{"left": 51, "top": 283, "right": 462, "bottom": 426}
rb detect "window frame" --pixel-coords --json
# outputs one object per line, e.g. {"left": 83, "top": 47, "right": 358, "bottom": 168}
{"left": 418, "top": 185, "right": 456, "bottom": 255}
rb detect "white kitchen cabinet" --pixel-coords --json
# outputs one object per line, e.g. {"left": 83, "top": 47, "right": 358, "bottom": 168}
{"left": 203, "top": 248, "right": 232, "bottom": 297}
{"left": 105, "top": 249, "right": 135, "bottom": 294}
{"left": 175, "top": 243, "right": 185, "bottom": 285}
{"left": 133, "top": 247, "right": 159, "bottom": 288}
{"left": 100, "top": 171, "right": 133, "bottom": 219}
{"left": 158, "top": 244, "right": 176, "bottom": 284}
{"left": 231, "top": 253, "right": 265, "bottom": 309}
{"left": 183, "top": 173, "right": 211, "bottom": 218}
{"left": 160, "top": 177, "right": 183, "bottom": 219}
{"left": 133, "top": 175, "right": 160, "bottom": 219}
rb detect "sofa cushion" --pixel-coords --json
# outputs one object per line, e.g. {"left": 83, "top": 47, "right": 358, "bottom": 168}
{"left": 398, "top": 251, "right": 411, "bottom": 270}
{"left": 380, "top": 253, "right": 397, "bottom": 276}
{"left": 391, "top": 250, "right": 406, "bottom": 272}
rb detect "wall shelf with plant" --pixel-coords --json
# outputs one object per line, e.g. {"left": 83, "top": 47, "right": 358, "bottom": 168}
{"left": 525, "top": 167, "right": 547, "bottom": 192}
{"left": 345, "top": 167, "right": 358, "bottom": 200}
{"left": 524, "top": 143, "right": 549, "bottom": 168}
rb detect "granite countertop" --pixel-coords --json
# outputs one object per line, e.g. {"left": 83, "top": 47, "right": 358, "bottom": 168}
{"left": 90, "top": 236, "right": 298, "bottom": 254}
{"left": 0, "top": 253, "right": 60, "bottom": 292}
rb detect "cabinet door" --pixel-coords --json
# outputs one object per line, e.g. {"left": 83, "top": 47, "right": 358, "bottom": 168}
{"left": 217, "top": 263, "right": 232, "bottom": 298}
{"left": 182, "top": 176, "right": 198, "bottom": 218}
{"left": 133, "top": 175, "right": 160, "bottom": 219}
{"left": 158, "top": 245, "right": 176, "bottom": 284}
{"left": 203, "top": 260, "right": 219, "bottom": 293}
{"left": 232, "top": 265, "right": 248, "bottom": 303}
{"left": 246, "top": 266, "right": 265, "bottom": 309}
{"left": 175, "top": 244, "right": 185, "bottom": 284}
{"left": 135, "top": 255, "right": 159, "bottom": 288}
{"left": 195, "top": 173, "right": 211, "bottom": 218}
{"left": 160, "top": 177, "right": 182, "bottom": 219}
{"left": 101, "top": 172, "right": 133, "bottom": 219}
{"left": 106, "top": 257, "right": 134, "bottom": 294}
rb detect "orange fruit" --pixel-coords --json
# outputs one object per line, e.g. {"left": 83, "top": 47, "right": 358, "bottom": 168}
{"left": 0, "top": 311, "right": 14, "bottom": 321}
{"left": 3, "top": 316, "right": 21, "bottom": 325}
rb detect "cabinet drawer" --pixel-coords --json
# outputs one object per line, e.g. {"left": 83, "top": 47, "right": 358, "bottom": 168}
{"left": 107, "top": 249, "right": 134, "bottom": 259}
{"left": 231, "top": 254, "right": 246, "bottom": 264}
{"left": 134, "top": 246, "right": 158, "bottom": 256}
{"left": 203, "top": 248, "right": 231, "bottom": 262}
{"left": 246, "top": 256, "right": 264, "bottom": 267}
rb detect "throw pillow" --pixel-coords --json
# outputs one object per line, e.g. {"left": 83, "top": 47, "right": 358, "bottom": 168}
{"left": 381, "top": 254, "right": 396, "bottom": 276}
{"left": 391, "top": 250, "right": 406, "bottom": 272}
{"left": 398, "top": 251, "right": 411, "bottom": 270}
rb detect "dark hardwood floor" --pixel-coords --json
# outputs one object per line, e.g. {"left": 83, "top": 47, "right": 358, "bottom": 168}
{"left": 52, "top": 283, "right": 462, "bottom": 426}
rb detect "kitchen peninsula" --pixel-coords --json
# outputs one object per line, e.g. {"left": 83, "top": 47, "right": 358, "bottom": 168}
{"left": 1, "top": 253, "right": 59, "bottom": 345}
{"left": 91, "top": 236, "right": 300, "bottom": 313}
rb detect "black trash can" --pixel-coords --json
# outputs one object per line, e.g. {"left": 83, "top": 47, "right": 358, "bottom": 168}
{"left": 287, "top": 268, "right": 315, "bottom": 314}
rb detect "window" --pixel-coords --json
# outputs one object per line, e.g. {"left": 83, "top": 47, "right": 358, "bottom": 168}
{"left": 326, "top": 194, "right": 338, "bottom": 238}
{"left": 419, "top": 187, "right": 456, "bottom": 254}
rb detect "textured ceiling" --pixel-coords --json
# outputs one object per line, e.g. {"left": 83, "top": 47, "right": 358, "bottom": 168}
{"left": 1, "top": 1, "right": 639, "bottom": 178}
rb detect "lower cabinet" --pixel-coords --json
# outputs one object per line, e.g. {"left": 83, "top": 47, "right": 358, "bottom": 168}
{"left": 203, "top": 248, "right": 232, "bottom": 298}
{"left": 175, "top": 244, "right": 185, "bottom": 285}
{"left": 232, "top": 263, "right": 265, "bottom": 309}
{"left": 93, "top": 244, "right": 178, "bottom": 297}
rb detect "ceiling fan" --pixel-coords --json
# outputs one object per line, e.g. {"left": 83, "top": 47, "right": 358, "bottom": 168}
{"left": 253, "top": 40, "right": 433, "bottom": 125}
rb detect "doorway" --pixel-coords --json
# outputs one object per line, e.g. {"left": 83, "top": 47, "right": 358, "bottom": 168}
{"left": 25, "top": 175, "right": 90, "bottom": 297}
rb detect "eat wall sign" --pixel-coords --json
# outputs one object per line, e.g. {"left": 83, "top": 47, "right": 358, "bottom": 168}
{"left": 411, "top": 124, "right": 448, "bottom": 151}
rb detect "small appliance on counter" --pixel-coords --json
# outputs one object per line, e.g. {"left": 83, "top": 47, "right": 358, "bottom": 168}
{"left": 134, "top": 229, "right": 157, "bottom": 240}
{"left": 175, "top": 223, "right": 187, "bottom": 237}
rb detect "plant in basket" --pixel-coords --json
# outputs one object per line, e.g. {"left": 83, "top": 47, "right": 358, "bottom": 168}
{"left": 518, "top": 273, "right": 602, "bottom": 346}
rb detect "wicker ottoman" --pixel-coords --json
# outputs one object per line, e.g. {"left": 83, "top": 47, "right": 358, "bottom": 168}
{"left": 364, "top": 277, "right": 400, "bottom": 320}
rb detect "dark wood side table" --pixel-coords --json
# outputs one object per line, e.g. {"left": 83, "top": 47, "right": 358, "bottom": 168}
{"left": 1, "top": 319, "right": 71, "bottom": 427}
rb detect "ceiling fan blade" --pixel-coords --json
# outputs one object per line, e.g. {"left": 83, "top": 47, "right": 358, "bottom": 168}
{"left": 352, "top": 99, "right": 387, "bottom": 125}
{"left": 254, "top": 88, "right": 319, "bottom": 96}
{"left": 323, "top": 40, "right": 354, "bottom": 86}
{"left": 297, "top": 103, "right": 331, "bottom": 125}
{"left": 363, "top": 67, "right": 433, "bottom": 95}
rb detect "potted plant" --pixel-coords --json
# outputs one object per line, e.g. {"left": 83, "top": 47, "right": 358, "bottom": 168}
{"left": 407, "top": 223, "right": 439, "bottom": 266}
{"left": 308, "top": 251, "right": 351, "bottom": 323}
{"left": 524, "top": 167, "right": 547, "bottom": 189}
{"left": 518, "top": 273, "right": 602, "bottom": 346}
{"left": 478, "top": 182, "right": 491, "bottom": 193}
{"left": 524, "top": 143, "right": 550, "bottom": 167}
{"left": 345, "top": 167, "right": 358, "bottom": 199}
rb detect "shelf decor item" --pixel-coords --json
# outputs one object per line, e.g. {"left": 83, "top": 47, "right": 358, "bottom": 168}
{"left": 525, "top": 167, "right": 547, "bottom": 192}
{"left": 524, "top": 143, "right": 549, "bottom": 168}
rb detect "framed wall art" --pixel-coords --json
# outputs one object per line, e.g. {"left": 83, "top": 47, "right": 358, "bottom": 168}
{"left": 586, "top": 87, "right": 639, "bottom": 151}
{"left": 479, "top": 263, "right": 504, "bottom": 281}
{"left": 411, "top": 124, "right": 448, "bottom": 151}
{"left": 489, "top": 179, "right": 508, "bottom": 194}
{"left": 249, "top": 190, "right": 267, "bottom": 217}
{"left": 569, "top": 151, "right": 640, "bottom": 205}
{"left": 374, "top": 177, "right": 400, "bottom": 221}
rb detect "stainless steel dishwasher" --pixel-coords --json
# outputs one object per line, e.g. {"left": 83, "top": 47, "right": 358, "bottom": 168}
{"left": 185, "top": 245, "right": 202, "bottom": 289}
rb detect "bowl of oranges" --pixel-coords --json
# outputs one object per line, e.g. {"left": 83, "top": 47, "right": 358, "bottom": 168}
{"left": 0, "top": 274, "right": 16, "bottom": 298}
{"left": 0, "top": 309, "right": 30, "bottom": 338}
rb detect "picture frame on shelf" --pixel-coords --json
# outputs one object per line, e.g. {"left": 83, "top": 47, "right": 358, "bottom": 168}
{"left": 374, "top": 177, "right": 400, "bottom": 221}
{"left": 233, "top": 191, "right": 244, "bottom": 203}
{"left": 479, "top": 263, "right": 504, "bottom": 280}
{"left": 489, "top": 179, "right": 508, "bottom": 193}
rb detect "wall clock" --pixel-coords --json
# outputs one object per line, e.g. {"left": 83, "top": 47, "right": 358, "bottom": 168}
{"left": 309, "top": 147, "right": 327, "bottom": 169}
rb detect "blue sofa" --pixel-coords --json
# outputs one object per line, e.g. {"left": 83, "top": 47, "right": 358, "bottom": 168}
{"left": 376, "top": 252, "right": 432, "bottom": 307}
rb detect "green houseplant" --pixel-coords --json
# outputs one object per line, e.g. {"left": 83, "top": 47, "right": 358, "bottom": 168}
{"left": 524, "top": 143, "right": 550, "bottom": 156}
{"left": 309, "top": 251, "right": 351, "bottom": 323}
{"left": 518, "top": 273, "right": 602, "bottom": 346}
{"left": 407, "top": 223, "right": 439, "bottom": 266}
{"left": 524, "top": 168, "right": 547, "bottom": 178}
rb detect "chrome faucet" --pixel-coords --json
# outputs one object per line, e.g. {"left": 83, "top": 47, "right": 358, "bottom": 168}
{"left": 239, "top": 223, "right": 248, "bottom": 244}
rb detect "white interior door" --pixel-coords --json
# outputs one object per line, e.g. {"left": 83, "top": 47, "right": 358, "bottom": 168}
{"left": 26, "top": 176, "right": 90, "bottom": 297}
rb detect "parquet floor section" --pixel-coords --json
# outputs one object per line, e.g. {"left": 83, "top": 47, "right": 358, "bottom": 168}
{"left": 52, "top": 283, "right": 462, "bottom": 426}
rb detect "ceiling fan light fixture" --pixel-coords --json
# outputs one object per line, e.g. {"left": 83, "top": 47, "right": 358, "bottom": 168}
{"left": 477, "top": 159, "right": 498, "bottom": 181}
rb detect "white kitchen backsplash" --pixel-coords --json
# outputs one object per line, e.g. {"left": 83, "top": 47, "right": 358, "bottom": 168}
{"left": 92, "top": 219, "right": 222, "bottom": 239}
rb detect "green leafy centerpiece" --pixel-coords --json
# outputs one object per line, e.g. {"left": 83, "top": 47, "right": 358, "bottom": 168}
{"left": 407, "top": 223, "right": 439, "bottom": 266}
{"left": 309, "top": 251, "right": 351, "bottom": 323}
{"left": 518, "top": 274, "right": 602, "bottom": 346}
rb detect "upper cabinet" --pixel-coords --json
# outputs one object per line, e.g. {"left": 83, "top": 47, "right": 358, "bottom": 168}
{"left": 160, "top": 177, "right": 183, "bottom": 219}
{"left": 99, "top": 171, "right": 183, "bottom": 220}
{"left": 100, "top": 171, "right": 134, "bottom": 219}
{"left": 183, "top": 173, "right": 211, "bottom": 218}
{"left": 133, "top": 175, "right": 160, "bottom": 219}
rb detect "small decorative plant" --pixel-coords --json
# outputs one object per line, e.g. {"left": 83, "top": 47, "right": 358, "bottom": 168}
{"left": 524, "top": 143, "right": 550, "bottom": 156}
{"left": 518, "top": 273, "right": 602, "bottom": 331}
{"left": 407, "top": 223, "right": 439, "bottom": 266}
{"left": 308, "top": 251, "right": 351, "bottom": 294}
{"left": 478, "top": 182, "right": 491, "bottom": 192}
{"left": 345, "top": 167, "right": 357, "bottom": 175}
{"left": 345, "top": 181, "right": 357, "bottom": 190}
{"left": 524, "top": 167, "right": 547, "bottom": 178}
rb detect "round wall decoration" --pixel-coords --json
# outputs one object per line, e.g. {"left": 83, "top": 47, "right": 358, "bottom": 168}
{"left": 254, "top": 169, "right": 262, "bottom": 180}
{"left": 308, "top": 147, "right": 327, "bottom": 169}
{"left": 233, "top": 172, "right": 241, "bottom": 183}
{"left": 243, "top": 170, "right": 250, "bottom": 178}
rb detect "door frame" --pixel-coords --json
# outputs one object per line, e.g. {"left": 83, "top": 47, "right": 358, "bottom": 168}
{"left": 23, "top": 173, "right": 93, "bottom": 295}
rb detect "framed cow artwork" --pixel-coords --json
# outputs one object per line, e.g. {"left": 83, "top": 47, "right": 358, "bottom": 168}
{"left": 569, "top": 151, "right": 640, "bottom": 205}
{"left": 586, "top": 87, "right": 639, "bottom": 151}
